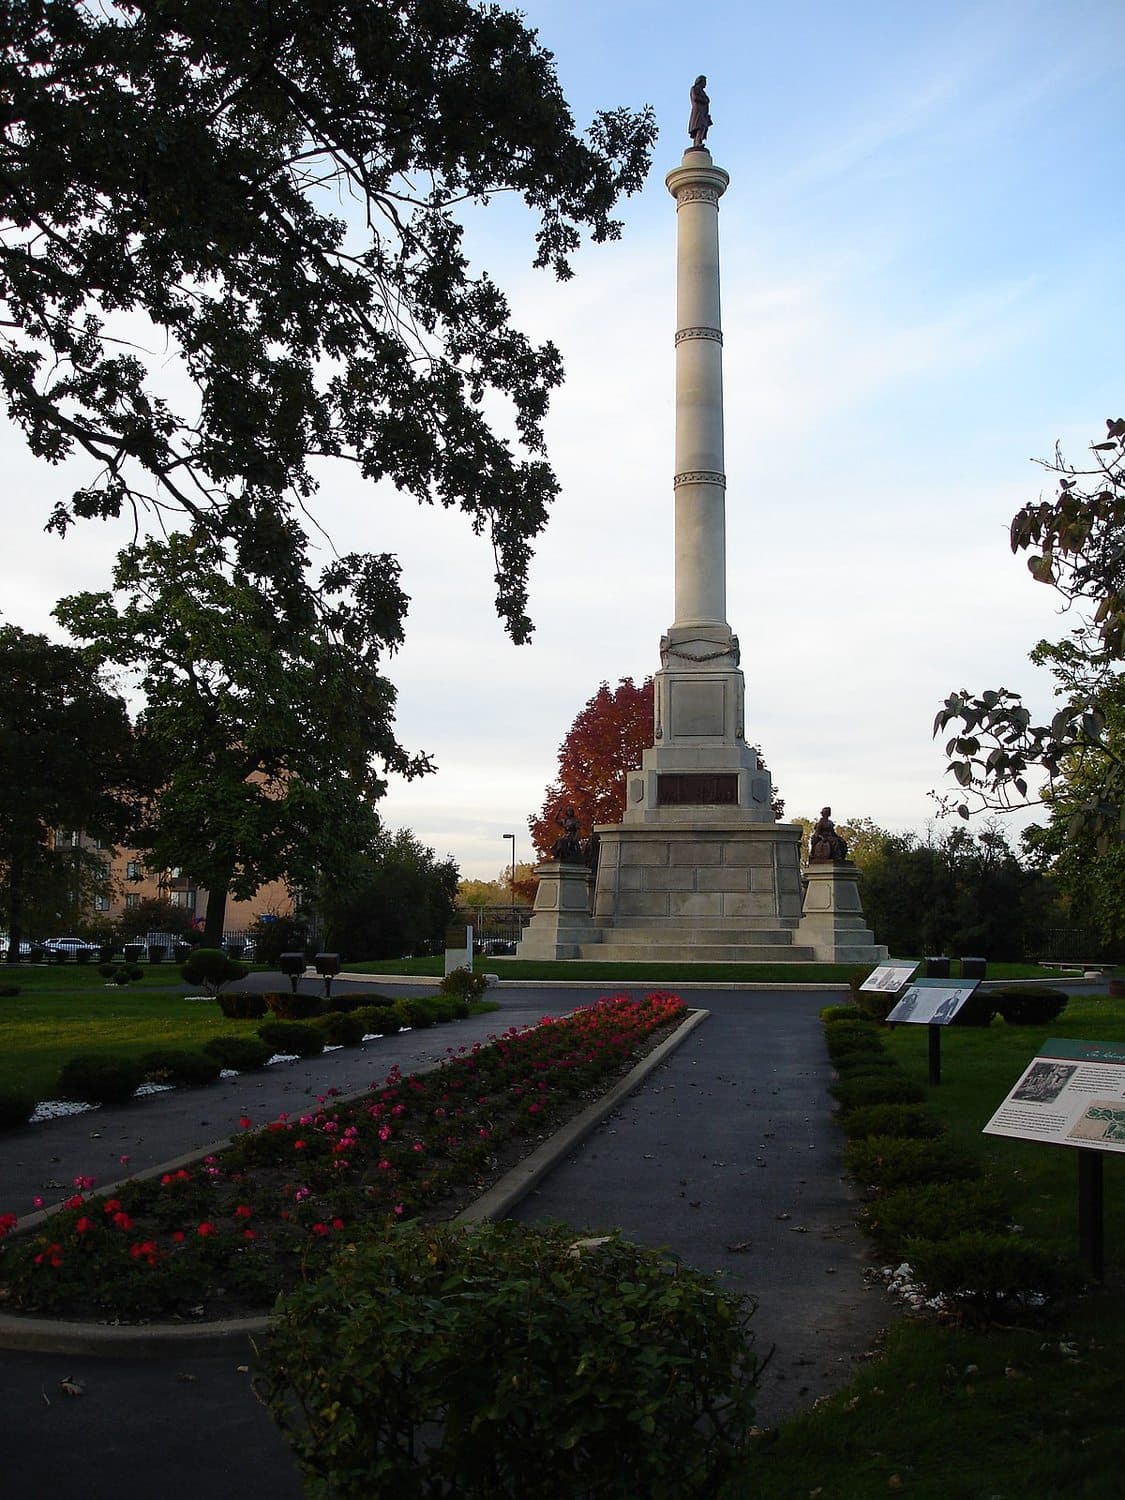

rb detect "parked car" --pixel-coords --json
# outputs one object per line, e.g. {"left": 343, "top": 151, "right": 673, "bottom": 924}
{"left": 0, "top": 935, "right": 32, "bottom": 958}
{"left": 42, "top": 936, "right": 102, "bottom": 957}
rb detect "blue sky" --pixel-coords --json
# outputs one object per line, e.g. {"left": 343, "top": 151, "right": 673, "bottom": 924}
{"left": 4, "top": 0, "right": 1123, "bottom": 880}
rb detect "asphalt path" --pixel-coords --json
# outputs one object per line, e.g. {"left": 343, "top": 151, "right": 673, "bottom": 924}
{"left": 0, "top": 981, "right": 892, "bottom": 1496}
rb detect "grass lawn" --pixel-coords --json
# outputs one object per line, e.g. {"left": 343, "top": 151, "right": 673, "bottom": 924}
{"left": 0, "top": 965, "right": 266, "bottom": 1099}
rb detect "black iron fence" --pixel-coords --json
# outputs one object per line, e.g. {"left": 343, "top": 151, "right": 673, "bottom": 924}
{"left": 454, "top": 905, "right": 532, "bottom": 955}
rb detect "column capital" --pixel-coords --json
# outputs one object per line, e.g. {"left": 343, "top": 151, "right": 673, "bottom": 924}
{"left": 666, "top": 151, "right": 729, "bottom": 205}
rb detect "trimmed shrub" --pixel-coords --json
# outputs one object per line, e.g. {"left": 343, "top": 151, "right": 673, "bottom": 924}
{"left": 0, "top": 982, "right": 20, "bottom": 997}
{"left": 351, "top": 1002, "right": 396, "bottom": 1036}
{"left": 75, "top": 947, "right": 92, "bottom": 964}
{"left": 261, "top": 1221, "right": 757, "bottom": 1500}
{"left": 992, "top": 985, "right": 1069, "bottom": 1026}
{"left": 97, "top": 963, "right": 118, "bottom": 980}
{"left": 0, "top": 1089, "right": 37, "bottom": 1129}
{"left": 146, "top": 944, "right": 167, "bottom": 964}
{"left": 438, "top": 967, "right": 489, "bottom": 1001}
{"left": 202, "top": 1035, "right": 274, "bottom": 1072}
{"left": 948, "top": 990, "right": 997, "bottom": 1027}
{"left": 123, "top": 942, "right": 144, "bottom": 962}
{"left": 831, "top": 1074, "right": 926, "bottom": 1112}
{"left": 394, "top": 998, "right": 435, "bottom": 1029}
{"left": 820, "top": 1004, "right": 866, "bottom": 1024}
{"left": 844, "top": 1135, "right": 981, "bottom": 1194}
{"left": 264, "top": 991, "right": 323, "bottom": 1020}
{"left": 853, "top": 986, "right": 900, "bottom": 1023}
{"left": 257, "top": 1020, "right": 325, "bottom": 1058}
{"left": 313, "top": 1011, "right": 368, "bottom": 1047}
{"left": 860, "top": 1179, "right": 1013, "bottom": 1259}
{"left": 140, "top": 1049, "right": 223, "bottom": 1087}
{"left": 181, "top": 947, "right": 248, "bottom": 994}
{"left": 57, "top": 1053, "right": 145, "bottom": 1105}
{"left": 216, "top": 990, "right": 268, "bottom": 1020}
{"left": 831, "top": 1053, "right": 900, "bottom": 1075}
{"left": 842, "top": 1104, "right": 947, "bottom": 1141}
{"left": 825, "top": 1033, "right": 886, "bottom": 1064}
{"left": 905, "top": 1231, "right": 1078, "bottom": 1316}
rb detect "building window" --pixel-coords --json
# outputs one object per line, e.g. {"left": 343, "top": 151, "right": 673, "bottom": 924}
{"left": 170, "top": 890, "right": 197, "bottom": 912}
{"left": 94, "top": 895, "right": 111, "bottom": 912}
{"left": 94, "top": 839, "right": 108, "bottom": 851}
{"left": 126, "top": 860, "right": 142, "bottom": 881}
{"left": 125, "top": 893, "right": 140, "bottom": 909}
{"left": 56, "top": 829, "right": 76, "bottom": 848}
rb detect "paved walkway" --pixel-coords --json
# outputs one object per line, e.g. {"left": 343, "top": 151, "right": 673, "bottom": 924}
{"left": 0, "top": 984, "right": 892, "bottom": 1497}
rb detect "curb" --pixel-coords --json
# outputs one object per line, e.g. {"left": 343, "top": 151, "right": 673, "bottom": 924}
{"left": 0, "top": 1008, "right": 707, "bottom": 1357}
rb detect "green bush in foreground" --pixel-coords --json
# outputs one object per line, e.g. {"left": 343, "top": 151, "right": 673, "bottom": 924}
{"left": 842, "top": 1103, "right": 946, "bottom": 1141}
{"left": 261, "top": 1221, "right": 757, "bottom": 1500}
{"left": 313, "top": 1010, "right": 369, "bottom": 1047}
{"left": 438, "top": 967, "right": 489, "bottom": 1001}
{"left": 216, "top": 990, "right": 268, "bottom": 1020}
{"left": 257, "top": 1020, "right": 325, "bottom": 1058}
{"left": 831, "top": 1074, "right": 926, "bottom": 1112}
{"left": 181, "top": 947, "right": 247, "bottom": 994}
{"left": 992, "top": 985, "right": 1069, "bottom": 1026}
{"left": 57, "top": 1053, "right": 145, "bottom": 1105}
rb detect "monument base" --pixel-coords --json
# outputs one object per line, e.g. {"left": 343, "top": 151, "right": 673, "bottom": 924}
{"left": 795, "top": 862, "right": 888, "bottom": 963}
{"left": 515, "top": 862, "right": 598, "bottom": 960}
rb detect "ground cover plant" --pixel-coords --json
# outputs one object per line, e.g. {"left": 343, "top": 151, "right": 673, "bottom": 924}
{"left": 0, "top": 994, "right": 686, "bottom": 1321}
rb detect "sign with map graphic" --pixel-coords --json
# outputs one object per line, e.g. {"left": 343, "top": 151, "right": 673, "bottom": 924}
{"left": 984, "top": 1038, "right": 1125, "bottom": 1153}
{"left": 885, "top": 977, "right": 978, "bottom": 1026}
{"left": 860, "top": 962, "right": 918, "bottom": 995}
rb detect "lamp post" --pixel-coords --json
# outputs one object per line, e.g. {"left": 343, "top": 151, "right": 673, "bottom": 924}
{"left": 502, "top": 833, "right": 515, "bottom": 907}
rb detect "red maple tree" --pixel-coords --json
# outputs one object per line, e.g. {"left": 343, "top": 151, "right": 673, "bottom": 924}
{"left": 528, "top": 677, "right": 654, "bottom": 860}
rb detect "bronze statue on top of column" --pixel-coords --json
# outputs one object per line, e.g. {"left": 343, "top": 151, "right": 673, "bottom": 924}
{"left": 688, "top": 76, "right": 712, "bottom": 149}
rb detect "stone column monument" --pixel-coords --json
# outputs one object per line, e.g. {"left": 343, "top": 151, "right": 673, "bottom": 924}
{"left": 521, "top": 84, "right": 885, "bottom": 965}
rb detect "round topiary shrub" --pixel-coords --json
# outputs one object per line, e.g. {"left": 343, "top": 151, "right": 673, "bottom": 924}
{"left": 97, "top": 962, "right": 118, "bottom": 980}
{"left": 905, "top": 1231, "right": 1078, "bottom": 1316}
{"left": 57, "top": 1053, "right": 145, "bottom": 1105}
{"left": 257, "top": 1020, "right": 325, "bottom": 1058}
{"left": 140, "top": 1049, "right": 223, "bottom": 1087}
{"left": 202, "top": 1035, "right": 275, "bottom": 1072}
{"left": 395, "top": 998, "right": 436, "bottom": 1029}
{"left": 264, "top": 991, "right": 323, "bottom": 1020}
{"left": 844, "top": 1135, "right": 981, "bottom": 1194}
{"left": 0, "top": 1088, "right": 37, "bottom": 1129}
{"left": 261, "top": 1221, "right": 758, "bottom": 1500}
{"left": 313, "top": 1011, "right": 368, "bottom": 1047}
{"left": 181, "top": 947, "right": 248, "bottom": 994}
{"left": 216, "top": 990, "right": 268, "bottom": 1020}
{"left": 948, "top": 990, "right": 997, "bottom": 1027}
{"left": 843, "top": 1103, "right": 947, "bottom": 1141}
{"left": 992, "top": 986, "right": 1069, "bottom": 1026}
{"left": 860, "top": 1178, "right": 1013, "bottom": 1259}
{"left": 438, "top": 968, "right": 489, "bottom": 1002}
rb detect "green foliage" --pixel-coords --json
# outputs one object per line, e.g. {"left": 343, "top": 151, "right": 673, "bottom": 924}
{"left": 181, "top": 947, "right": 247, "bottom": 994}
{"left": 948, "top": 990, "right": 998, "bottom": 1027}
{"left": 201, "top": 1035, "right": 274, "bottom": 1072}
{"left": 860, "top": 1179, "right": 1014, "bottom": 1260}
{"left": 831, "top": 1074, "right": 926, "bottom": 1112}
{"left": 247, "top": 915, "right": 308, "bottom": 969}
{"left": 140, "top": 1049, "right": 223, "bottom": 1087}
{"left": 256, "top": 1020, "right": 325, "bottom": 1058}
{"left": 991, "top": 985, "right": 1070, "bottom": 1025}
{"left": 115, "top": 897, "right": 194, "bottom": 943}
{"left": 56, "top": 1053, "right": 144, "bottom": 1105}
{"left": 263, "top": 991, "right": 323, "bottom": 1020}
{"left": 351, "top": 1002, "right": 398, "bottom": 1036}
{"left": 312, "top": 1011, "right": 368, "bottom": 1047}
{"left": 0, "top": 982, "right": 20, "bottom": 997}
{"left": 317, "top": 828, "right": 460, "bottom": 963}
{"left": 842, "top": 1104, "right": 947, "bottom": 1141}
{"left": 439, "top": 967, "right": 490, "bottom": 1001}
{"left": 0, "top": 1088, "right": 36, "bottom": 1129}
{"left": 905, "top": 1232, "right": 1078, "bottom": 1317}
{"left": 394, "top": 998, "right": 435, "bottom": 1029}
{"left": 820, "top": 1004, "right": 866, "bottom": 1024}
{"left": 844, "top": 1136, "right": 981, "bottom": 1194}
{"left": 215, "top": 990, "right": 268, "bottom": 1020}
{"left": 262, "top": 1221, "right": 756, "bottom": 1500}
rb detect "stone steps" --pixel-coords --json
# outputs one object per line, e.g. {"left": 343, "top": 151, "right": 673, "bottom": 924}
{"left": 594, "top": 923, "right": 798, "bottom": 945}
{"left": 576, "top": 939, "right": 818, "bottom": 963}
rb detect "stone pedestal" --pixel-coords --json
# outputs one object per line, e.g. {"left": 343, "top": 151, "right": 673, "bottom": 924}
{"left": 515, "top": 863, "right": 598, "bottom": 960}
{"left": 795, "top": 863, "right": 887, "bottom": 963}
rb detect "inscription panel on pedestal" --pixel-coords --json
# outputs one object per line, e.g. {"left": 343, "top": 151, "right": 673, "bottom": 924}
{"left": 657, "top": 774, "right": 738, "bottom": 806}
{"left": 668, "top": 679, "right": 727, "bottom": 737}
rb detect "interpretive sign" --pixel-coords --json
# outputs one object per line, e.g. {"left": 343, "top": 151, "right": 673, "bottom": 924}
{"left": 886, "top": 977, "right": 979, "bottom": 1026}
{"left": 984, "top": 1039, "right": 1125, "bottom": 1154}
{"left": 860, "top": 962, "right": 918, "bottom": 994}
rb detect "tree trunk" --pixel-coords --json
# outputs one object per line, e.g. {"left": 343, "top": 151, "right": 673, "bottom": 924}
{"left": 6, "top": 851, "right": 24, "bottom": 963}
{"left": 203, "top": 884, "right": 230, "bottom": 949}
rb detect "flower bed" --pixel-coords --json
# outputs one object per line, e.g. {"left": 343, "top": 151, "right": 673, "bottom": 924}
{"left": 0, "top": 994, "right": 685, "bottom": 1323}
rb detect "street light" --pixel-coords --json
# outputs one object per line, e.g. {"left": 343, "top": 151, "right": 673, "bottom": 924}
{"left": 502, "top": 833, "right": 515, "bottom": 902}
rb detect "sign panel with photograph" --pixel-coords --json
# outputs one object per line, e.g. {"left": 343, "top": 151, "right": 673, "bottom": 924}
{"left": 860, "top": 962, "right": 919, "bottom": 994}
{"left": 984, "top": 1038, "right": 1125, "bottom": 1154}
{"left": 885, "top": 977, "right": 979, "bottom": 1026}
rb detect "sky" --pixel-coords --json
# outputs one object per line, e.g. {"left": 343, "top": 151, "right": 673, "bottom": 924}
{"left": 4, "top": 0, "right": 1124, "bottom": 880}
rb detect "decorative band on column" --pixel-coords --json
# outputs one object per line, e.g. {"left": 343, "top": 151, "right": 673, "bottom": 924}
{"left": 672, "top": 184, "right": 721, "bottom": 207}
{"left": 674, "top": 326, "right": 723, "bottom": 345}
{"left": 673, "top": 470, "right": 726, "bottom": 489}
